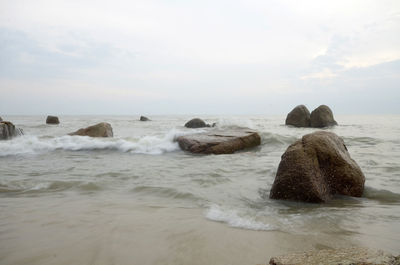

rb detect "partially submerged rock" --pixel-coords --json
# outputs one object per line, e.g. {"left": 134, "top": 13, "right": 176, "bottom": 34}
{"left": 46, "top": 115, "right": 60, "bottom": 124}
{"left": 0, "top": 121, "right": 23, "bottom": 140}
{"left": 285, "top": 105, "right": 311, "bottom": 127}
{"left": 69, "top": 122, "right": 113, "bottom": 137}
{"left": 269, "top": 247, "right": 399, "bottom": 265}
{"left": 270, "top": 131, "right": 365, "bottom": 203}
{"left": 176, "top": 128, "right": 260, "bottom": 154}
{"left": 310, "top": 105, "right": 338, "bottom": 128}
{"left": 140, "top": 116, "right": 150, "bottom": 121}
{"left": 184, "top": 118, "right": 210, "bottom": 128}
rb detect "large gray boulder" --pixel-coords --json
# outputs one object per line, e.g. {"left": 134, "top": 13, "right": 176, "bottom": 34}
{"left": 184, "top": 118, "right": 209, "bottom": 128}
{"left": 310, "top": 105, "right": 337, "bottom": 128}
{"left": 270, "top": 131, "right": 365, "bottom": 203}
{"left": 46, "top": 115, "right": 60, "bottom": 124}
{"left": 69, "top": 122, "right": 113, "bottom": 137}
{"left": 0, "top": 121, "right": 23, "bottom": 140}
{"left": 285, "top": 105, "right": 311, "bottom": 127}
{"left": 177, "top": 128, "right": 260, "bottom": 154}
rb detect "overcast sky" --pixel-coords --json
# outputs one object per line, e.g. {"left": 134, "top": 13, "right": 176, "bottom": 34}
{"left": 0, "top": 0, "right": 399, "bottom": 115}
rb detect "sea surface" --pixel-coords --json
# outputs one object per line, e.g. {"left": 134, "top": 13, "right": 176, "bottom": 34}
{"left": 1, "top": 115, "right": 400, "bottom": 265}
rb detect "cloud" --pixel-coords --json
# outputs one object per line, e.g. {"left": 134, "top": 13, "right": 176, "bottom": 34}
{"left": 0, "top": 0, "right": 399, "bottom": 114}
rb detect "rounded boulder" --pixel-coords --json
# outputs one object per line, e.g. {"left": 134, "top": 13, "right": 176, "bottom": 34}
{"left": 184, "top": 118, "right": 208, "bottom": 128}
{"left": 310, "top": 105, "right": 337, "bottom": 128}
{"left": 270, "top": 131, "right": 365, "bottom": 203}
{"left": 69, "top": 122, "right": 113, "bottom": 137}
{"left": 285, "top": 105, "right": 311, "bottom": 127}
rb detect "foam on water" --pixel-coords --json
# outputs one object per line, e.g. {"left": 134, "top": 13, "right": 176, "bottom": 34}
{"left": 0, "top": 128, "right": 196, "bottom": 156}
{"left": 205, "top": 204, "right": 274, "bottom": 231}
{"left": 216, "top": 117, "right": 255, "bottom": 129}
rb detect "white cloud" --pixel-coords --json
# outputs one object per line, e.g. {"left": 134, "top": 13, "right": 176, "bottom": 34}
{"left": 0, "top": 0, "right": 399, "bottom": 114}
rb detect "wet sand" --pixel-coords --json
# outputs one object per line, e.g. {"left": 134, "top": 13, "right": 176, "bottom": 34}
{"left": 1, "top": 195, "right": 363, "bottom": 265}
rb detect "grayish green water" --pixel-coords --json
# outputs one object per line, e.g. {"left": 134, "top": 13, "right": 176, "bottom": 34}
{"left": 1, "top": 115, "right": 399, "bottom": 264}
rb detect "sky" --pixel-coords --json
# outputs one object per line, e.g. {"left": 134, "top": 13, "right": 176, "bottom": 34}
{"left": 0, "top": 0, "right": 399, "bottom": 115}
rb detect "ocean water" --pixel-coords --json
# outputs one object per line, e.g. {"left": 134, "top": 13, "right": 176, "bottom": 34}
{"left": 1, "top": 115, "right": 399, "bottom": 265}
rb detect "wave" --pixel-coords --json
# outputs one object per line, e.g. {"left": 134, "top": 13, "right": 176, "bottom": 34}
{"left": 205, "top": 204, "right": 275, "bottom": 231}
{"left": 363, "top": 186, "right": 400, "bottom": 204}
{"left": 260, "top": 132, "right": 297, "bottom": 146}
{"left": 0, "top": 180, "right": 102, "bottom": 194}
{"left": 0, "top": 128, "right": 194, "bottom": 156}
{"left": 215, "top": 118, "right": 255, "bottom": 129}
{"left": 131, "top": 186, "right": 201, "bottom": 202}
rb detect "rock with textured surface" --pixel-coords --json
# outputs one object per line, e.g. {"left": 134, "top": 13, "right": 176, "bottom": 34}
{"left": 69, "top": 122, "right": 113, "bottom": 137}
{"left": 285, "top": 105, "right": 311, "bottom": 127}
{"left": 140, "top": 116, "right": 150, "bottom": 121}
{"left": 270, "top": 131, "right": 365, "bottom": 203}
{"left": 176, "top": 128, "right": 260, "bottom": 154}
{"left": 269, "top": 247, "right": 400, "bottom": 265}
{"left": 0, "top": 121, "right": 23, "bottom": 140}
{"left": 184, "top": 118, "right": 210, "bottom": 128}
{"left": 310, "top": 105, "right": 337, "bottom": 128}
{"left": 46, "top": 115, "right": 60, "bottom": 124}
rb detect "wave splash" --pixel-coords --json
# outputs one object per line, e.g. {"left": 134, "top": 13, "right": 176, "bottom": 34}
{"left": 205, "top": 204, "right": 274, "bottom": 231}
{"left": 0, "top": 128, "right": 193, "bottom": 156}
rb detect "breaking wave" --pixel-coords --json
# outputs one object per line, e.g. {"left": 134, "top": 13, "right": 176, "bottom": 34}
{"left": 0, "top": 128, "right": 194, "bottom": 156}
{"left": 205, "top": 204, "right": 275, "bottom": 231}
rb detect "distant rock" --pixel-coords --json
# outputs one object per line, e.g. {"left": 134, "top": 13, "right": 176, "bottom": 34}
{"left": 0, "top": 121, "right": 23, "bottom": 140}
{"left": 0, "top": 116, "right": 3, "bottom": 122}
{"left": 184, "top": 118, "right": 210, "bottom": 128}
{"left": 176, "top": 128, "right": 261, "bottom": 154}
{"left": 270, "top": 131, "right": 365, "bottom": 203}
{"left": 69, "top": 122, "right": 113, "bottom": 137}
{"left": 285, "top": 105, "right": 311, "bottom": 127}
{"left": 140, "top": 116, "right": 150, "bottom": 121}
{"left": 310, "top": 105, "right": 338, "bottom": 128}
{"left": 269, "top": 247, "right": 399, "bottom": 265}
{"left": 46, "top": 115, "right": 60, "bottom": 124}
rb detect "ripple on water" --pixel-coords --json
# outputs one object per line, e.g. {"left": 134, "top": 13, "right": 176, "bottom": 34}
{"left": 131, "top": 186, "right": 202, "bottom": 203}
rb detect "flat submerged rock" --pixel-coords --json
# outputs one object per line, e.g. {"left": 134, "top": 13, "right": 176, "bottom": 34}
{"left": 176, "top": 128, "right": 261, "bottom": 154}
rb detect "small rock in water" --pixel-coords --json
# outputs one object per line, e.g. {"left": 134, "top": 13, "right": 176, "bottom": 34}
{"left": 269, "top": 247, "right": 399, "bottom": 265}
{"left": 184, "top": 118, "right": 210, "bottom": 128}
{"left": 176, "top": 128, "right": 260, "bottom": 154}
{"left": 69, "top": 122, "right": 113, "bottom": 137}
{"left": 46, "top": 115, "right": 60, "bottom": 124}
{"left": 0, "top": 121, "right": 23, "bottom": 140}
{"left": 270, "top": 131, "right": 365, "bottom": 203}
{"left": 140, "top": 116, "right": 150, "bottom": 121}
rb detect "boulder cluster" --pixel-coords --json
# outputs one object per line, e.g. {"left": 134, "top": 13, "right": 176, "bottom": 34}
{"left": 285, "top": 105, "right": 337, "bottom": 128}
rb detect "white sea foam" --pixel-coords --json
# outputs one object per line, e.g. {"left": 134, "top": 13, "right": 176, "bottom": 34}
{"left": 0, "top": 128, "right": 194, "bottom": 156}
{"left": 205, "top": 204, "right": 274, "bottom": 231}
{"left": 216, "top": 117, "right": 255, "bottom": 129}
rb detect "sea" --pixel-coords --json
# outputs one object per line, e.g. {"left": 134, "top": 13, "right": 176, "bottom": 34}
{"left": 1, "top": 115, "right": 399, "bottom": 265}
